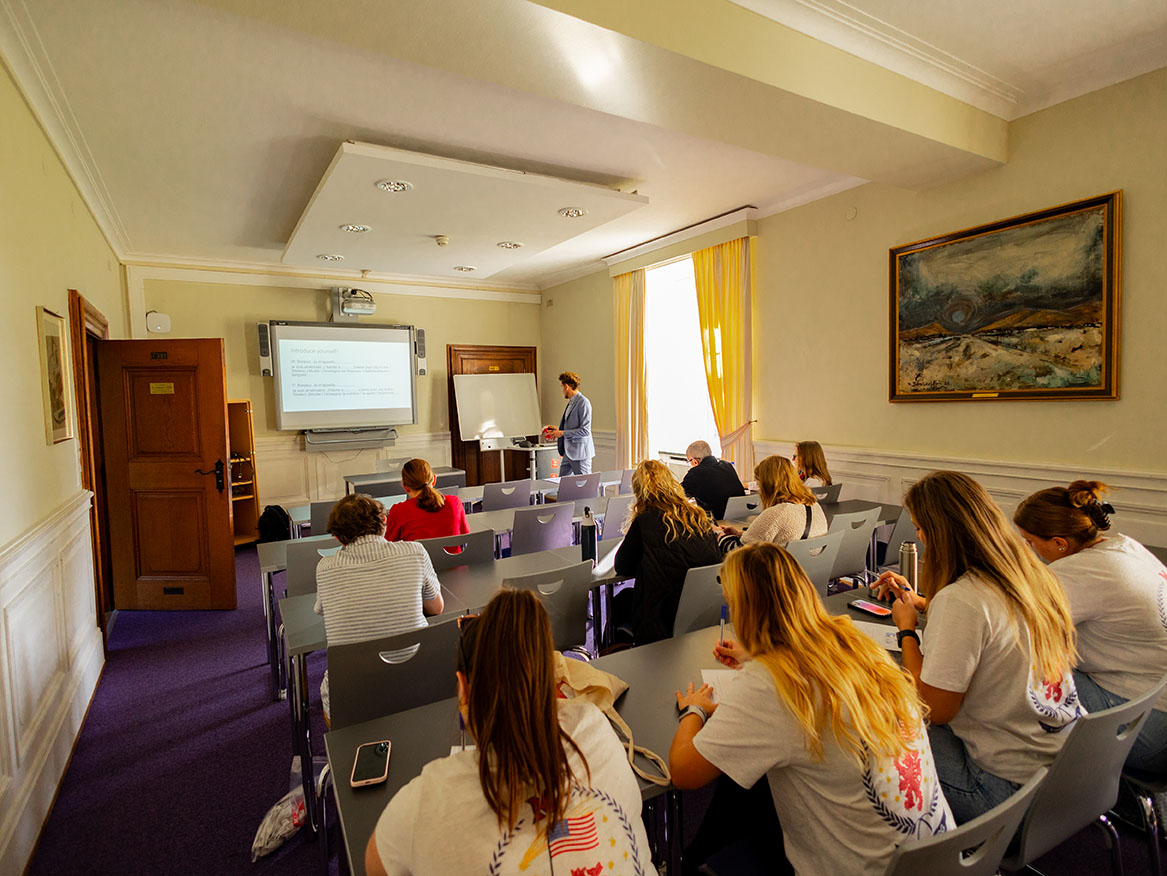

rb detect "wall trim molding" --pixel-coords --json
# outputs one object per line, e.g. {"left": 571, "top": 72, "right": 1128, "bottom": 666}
{"left": 0, "top": 491, "right": 92, "bottom": 595}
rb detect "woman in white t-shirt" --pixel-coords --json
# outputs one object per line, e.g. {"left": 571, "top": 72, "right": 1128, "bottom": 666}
{"left": 794, "top": 440, "right": 832, "bottom": 488}
{"left": 1015, "top": 480, "right": 1167, "bottom": 774}
{"left": 366, "top": 589, "right": 656, "bottom": 876}
{"left": 875, "top": 471, "right": 1081, "bottom": 824}
{"left": 669, "top": 542, "right": 952, "bottom": 875}
{"left": 719, "top": 455, "right": 826, "bottom": 548}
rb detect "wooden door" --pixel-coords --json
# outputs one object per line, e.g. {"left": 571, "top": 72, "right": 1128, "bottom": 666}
{"left": 97, "top": 339, "right": 236, "bottom": 610}
{"left": 447, "top": 345, "right": 537, "bottom": 486}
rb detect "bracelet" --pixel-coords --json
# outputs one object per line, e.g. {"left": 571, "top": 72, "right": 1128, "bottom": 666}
{"left": 896, "top": 629, "right": 921, "bottom": 648}
{"left": 677, "top": 704, "right": 709, "bottom": 725}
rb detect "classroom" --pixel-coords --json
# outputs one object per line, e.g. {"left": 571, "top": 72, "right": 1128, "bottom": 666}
{"left": 2, "top": 1, "right": 1167, "bottom": 874}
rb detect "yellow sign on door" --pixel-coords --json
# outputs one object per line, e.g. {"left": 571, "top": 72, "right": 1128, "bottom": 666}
{"left": 150, "top": 382, "right": 175, "bottom": 395}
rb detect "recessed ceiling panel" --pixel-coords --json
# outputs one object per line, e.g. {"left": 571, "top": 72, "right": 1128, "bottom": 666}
{"left": 282, "top": 141, "right": 648, "bottom": 280}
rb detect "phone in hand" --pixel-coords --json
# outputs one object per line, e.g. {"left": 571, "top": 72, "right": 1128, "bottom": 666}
{"left": 849, "top": 599, "right": 893, "bottom": 618}
{"left": 351, "top": 740, "right": 391, "bottom": 787}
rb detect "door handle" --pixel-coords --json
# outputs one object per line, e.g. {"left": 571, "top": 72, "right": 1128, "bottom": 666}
{"left": 195, "top": 459, "right": 226, "bottom": 493}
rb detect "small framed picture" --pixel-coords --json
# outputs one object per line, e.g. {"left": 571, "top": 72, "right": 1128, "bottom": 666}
{"left": 36, "top": 306, "right": 73, "bottom": 444}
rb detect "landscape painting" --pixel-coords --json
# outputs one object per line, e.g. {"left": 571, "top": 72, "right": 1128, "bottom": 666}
{"left": 889, "top": 192, "right": 1120, "bottom": 402}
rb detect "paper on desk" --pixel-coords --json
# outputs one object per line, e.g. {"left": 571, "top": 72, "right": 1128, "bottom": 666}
{"left": 701, "top": 669, "right": 738, "bottom": 703}
{"left": 852, "top": 620, "right": 901, "bottom": 652}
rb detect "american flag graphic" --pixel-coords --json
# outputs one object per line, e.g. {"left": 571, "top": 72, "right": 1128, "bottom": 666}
{"left": 548, "top": 814, "right": 599, "bottom": 857}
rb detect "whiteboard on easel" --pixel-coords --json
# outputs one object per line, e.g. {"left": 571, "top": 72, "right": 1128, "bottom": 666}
{"left": 453, "top": 373, "right": 542, "bottom": 441}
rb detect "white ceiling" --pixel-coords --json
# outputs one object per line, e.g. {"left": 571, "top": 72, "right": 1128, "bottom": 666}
{"left": 2, "top": 0, "right": 1164, "bottom": 291}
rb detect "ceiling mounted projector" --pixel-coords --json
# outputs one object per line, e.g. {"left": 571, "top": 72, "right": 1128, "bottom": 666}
{"left": 336, "top": 287, "right": 376, "bottom": 315}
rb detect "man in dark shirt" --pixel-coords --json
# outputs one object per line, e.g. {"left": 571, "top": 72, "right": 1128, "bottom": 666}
{"left": 680, "top": 440, "right": 745, "bottom": 519}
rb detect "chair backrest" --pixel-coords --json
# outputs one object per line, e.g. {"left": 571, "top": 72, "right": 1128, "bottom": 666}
{"left": 510, "top": 503, "right": 576, "bottom": 556}
{"left": 881, "top": 508, "right": 923, "bottom": 569}
{"left": 326, "top": 620, "right": 462, "bottom": 730}
{"left": 555, "top": 473, "right": 602, "bottom": 502}
{"left": 418, "top": 529, "right": 496, "bottom": 571}
{"left": 501, "top": 561, "right": 595, "bottom": 651}
{"left": 308, "top": 498, "right": 343, "bottom": 537}
{"left": 1003, "top": 673, "right": 1167, "bottom": 868}
{"left": 810, "top": 483, "right": 842, "bottom": 504}
{"left": 782, "top": 531, "right": 844, "bottom": 597}
{"left": 828, "top": 507, "right": 881, "bottom": 579}
{"left": 285, "top": 537, "right": 341, "bottom": 597}
{"left": 481, "top": 479, "right": 533, "bottom": 512}
{"left": 673, "top": 563, "right": 726, "bottom": 637}
{"left": 618, "top": 469, "right": 633, "bottom": 494}
{"left": 723, "top": 494, "right": 763, "bottom": 521}
{"left": 358, "top": 478, "right": 406, "bottom": 498}
{"left": 883, "top": 767, "right": 1047, "bottom": 876}
{"left": 438, "top": 484, "right": 461, "bottom": 496}
{"left": 601, "top": 494, "right": 635, "bottom": 540}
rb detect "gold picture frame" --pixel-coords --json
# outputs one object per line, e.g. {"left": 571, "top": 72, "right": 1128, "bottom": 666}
{"left": 37, "top": 306, "right": 74, "bottom": 443}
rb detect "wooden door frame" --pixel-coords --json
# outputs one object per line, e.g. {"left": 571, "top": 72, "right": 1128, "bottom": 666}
{"left": 68, "top": 289, "right": 112, "bottom": 649}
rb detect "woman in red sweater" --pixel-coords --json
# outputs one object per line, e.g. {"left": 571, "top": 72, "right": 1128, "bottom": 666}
{"left": 384, "top": 458, "right": 470, "bottom": 542}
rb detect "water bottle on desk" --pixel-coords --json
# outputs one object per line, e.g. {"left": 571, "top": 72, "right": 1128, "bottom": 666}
{"left": 581, "top": 506, "right": 597, "bottom": 564}
{"left": 899, "top": 541, "right": 918, "bottom": 594}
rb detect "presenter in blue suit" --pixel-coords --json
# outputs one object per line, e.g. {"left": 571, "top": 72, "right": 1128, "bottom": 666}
{"left": 543, "top": 371, "right": 594, "bottom": 475}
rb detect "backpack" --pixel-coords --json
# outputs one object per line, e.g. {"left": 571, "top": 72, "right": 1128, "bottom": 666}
{"left": 257, "top": 505, "right": 292, "bottom": 543}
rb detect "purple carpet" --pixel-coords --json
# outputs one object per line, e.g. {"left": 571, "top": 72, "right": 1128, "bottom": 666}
{"left": 25, "top": 545, "right": 1164, "bottom": 875}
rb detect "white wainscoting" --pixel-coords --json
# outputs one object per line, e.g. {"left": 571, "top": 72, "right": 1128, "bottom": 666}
{"left": 755, "top": 440, "right": 1167, "bottom": 547}
{"left": 0, "top": 491, "right": 104, "bottom": 876}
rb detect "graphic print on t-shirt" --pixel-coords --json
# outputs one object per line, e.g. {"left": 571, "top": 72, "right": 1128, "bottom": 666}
{"left": 1027, "top": 669, "right": 1083, "bottom": 733}
{"left": 862, "top": 741, "right": 950, "bottom": 839}
{"left": 490, "top": 784, "right": 645, "bottom": 876}
{"left": 1156, "top": 569, "right": 1167, "bottom": 631}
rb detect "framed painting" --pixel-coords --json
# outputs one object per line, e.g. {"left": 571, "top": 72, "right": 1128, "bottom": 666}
{"left": 37, "top": 305, "right": 74, "bottom": 443}
{"left": 889, "top": 191, "right": 1121, "bottom": 402}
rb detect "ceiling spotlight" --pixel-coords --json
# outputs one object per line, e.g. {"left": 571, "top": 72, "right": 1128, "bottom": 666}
{"left": 497, "top": 241, "right": 523, "bottom": 249}
{"left": 317, "top": 253, "right": 344, "bottom": 261}
{"left": 339, "top": 224, "right": 370, "bottom": 233}
{"left": 376, "top": 179, "right": 413, "bottom": 193}
{"left": 453, "top": 265, "right": 477, "bottom": 272}
{"left": 558, "top": 207, "right": 587, "bottom": 218}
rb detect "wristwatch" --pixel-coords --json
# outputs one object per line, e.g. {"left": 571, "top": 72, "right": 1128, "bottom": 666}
{"left": 896, "top": 629, "right": 921, "bottom": 648}
{"left": 677, "top": 704, "right": 710, "bottom": 725}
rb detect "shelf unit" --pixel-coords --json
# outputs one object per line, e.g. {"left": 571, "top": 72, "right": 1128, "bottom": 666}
{"left": 227, "top": 399, "right": 260, "bottom": 545}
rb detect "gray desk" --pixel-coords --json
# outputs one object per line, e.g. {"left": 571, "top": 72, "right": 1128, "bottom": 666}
{"left": 344, "top": 466, "right": 465, "bottom": 495}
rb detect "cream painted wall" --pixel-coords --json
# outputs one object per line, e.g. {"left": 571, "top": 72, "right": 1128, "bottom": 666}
{"left": 538, "top": 270, "right": 615, "bottom": 432}
{"left": 142, "top": 278, "right": 542, "bottom": 438}
{"left": 754, "top": 66, "right": 1167, "bottom": 472}
{"left": 0, "top": 59, "right": 126, "bottom": 548}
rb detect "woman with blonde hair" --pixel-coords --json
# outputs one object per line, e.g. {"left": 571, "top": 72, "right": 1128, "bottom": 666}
{"left": 794, "top": 440, "right": 832, "bottom": 487}
{"left": 874, "top": 470, "right": 1081, "bottom": 823}
{"left": 384, "top": 458, "right": 469, "bottom": 542}
{"left": 719, "top": 455, "right": 826, "bottom": 546}
{"left": 366, "top": 589, "right": 655, "bottom": 875}
{"left": 1015, "top": 480, "right": 1167, "bottom": 773}
{"left": 614, "top": 459, "right": 721, "bottom": 644}
{"left": 670, "top": 543, "right": 952, "bottom": 874}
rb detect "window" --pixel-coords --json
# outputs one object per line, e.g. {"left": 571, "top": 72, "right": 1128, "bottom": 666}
{"left": 643, "top": 256, "right": 721, "bottom": 462}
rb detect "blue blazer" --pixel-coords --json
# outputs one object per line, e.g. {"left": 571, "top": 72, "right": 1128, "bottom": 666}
{"left": 557, "top": 392, "right": 595, "bottom": 461}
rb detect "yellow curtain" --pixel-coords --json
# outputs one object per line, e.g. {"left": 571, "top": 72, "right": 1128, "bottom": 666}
{"left": 613, "top": 269, "right": 649, "bottom": 469}
{"left": 692, "top": 237, "right": 755, "bottom": 481}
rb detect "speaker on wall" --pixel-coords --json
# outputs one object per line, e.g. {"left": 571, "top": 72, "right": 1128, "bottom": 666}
{"left": 257, "top": 322, "right": 273, "bottom": 376}
{"left": 415, "top": 327, "right": 427, "bottom": 376}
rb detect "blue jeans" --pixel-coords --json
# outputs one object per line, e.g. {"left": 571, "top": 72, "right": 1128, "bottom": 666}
{"left": 928, "top": 724, "right": 1021, "bottom": 824}
{"left": 1074, "top": 669, "right": 1167, "bottom": 774}
{"left": 560, "top": 456, "right": 592, "bottom": 475}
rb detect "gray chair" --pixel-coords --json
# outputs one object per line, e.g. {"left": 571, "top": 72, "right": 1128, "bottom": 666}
{"left": 999, "top": 672, "right": 1167, "bottom": 875}
{"left": 552, "top": 472, "right": 602, "bottom": 502}
{"left": 782, "top": 531, "right": 844, "bottom": 597}
{"left": 325, "top": 620, "right": 462, "bottom": 730}
{"left": 882, "top": 767, "right": 1047, "bottom": 876}
{"left": 673, "top": 563, "right": 725, "bottom": 637}
{"left": 357, "top": 478, "right": 406, "bottom": 498}
{"left": 618, "top": 469, "right": 634, "bottom": 494}
{"left": 723, "top": 495, "right": 763, "bottom": 521}
{"left": 1121, "top": 766, "right": 1167, "bottom": 875}
{"left": 510, "top": 503, "right": 575, "bottom": 556}
{"left": 809, "top": 483, "right": 842, "bottom": 504}
{"left": 308, "top": 498, "right": 343, "bottom": 537}
{"left": 438, "top": 484, "right": 461, "bottom": 496}
{"left": 601, "top": 494, "right": 634, "bottom": 540}
{"left": 502, "top": 561, "right": 595, "bottom": 653}
{"left": 828, "top": 507, "right": 881, "bottom": 584}
{"left": 285, "top": 537, "right": 341, "bottom": 597}
{"left": 418, "top": 529, "right": 495, "bottom": 571}
{"left": 877, "top": 508, "right": 921, "bottom": 570}
{"left": 481, "top": 479, "right": 533, "bottom": 512}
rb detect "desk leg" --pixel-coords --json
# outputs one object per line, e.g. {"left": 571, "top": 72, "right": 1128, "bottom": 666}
{"left": 289, "top": 652, "right": 319, "bottom": 840}
{"left": 667, "top": 789, "right": 684, "bottom": 876}
{"left": 263, "top": 571, "right": 283, "bottom": 701}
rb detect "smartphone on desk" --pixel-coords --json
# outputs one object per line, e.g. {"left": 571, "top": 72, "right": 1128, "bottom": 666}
{"left": 849, "top": 599, "right": 893, "bottom": 618}
{"left": 351, "top": 740, "right": 391, "bottom": 788}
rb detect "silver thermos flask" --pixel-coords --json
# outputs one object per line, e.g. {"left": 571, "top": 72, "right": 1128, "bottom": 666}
{"left": 581, "top": 506, "right": 597, "bottom": 564}
{"left": 899, "top": 541, "right": 919, "bottom": 593}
